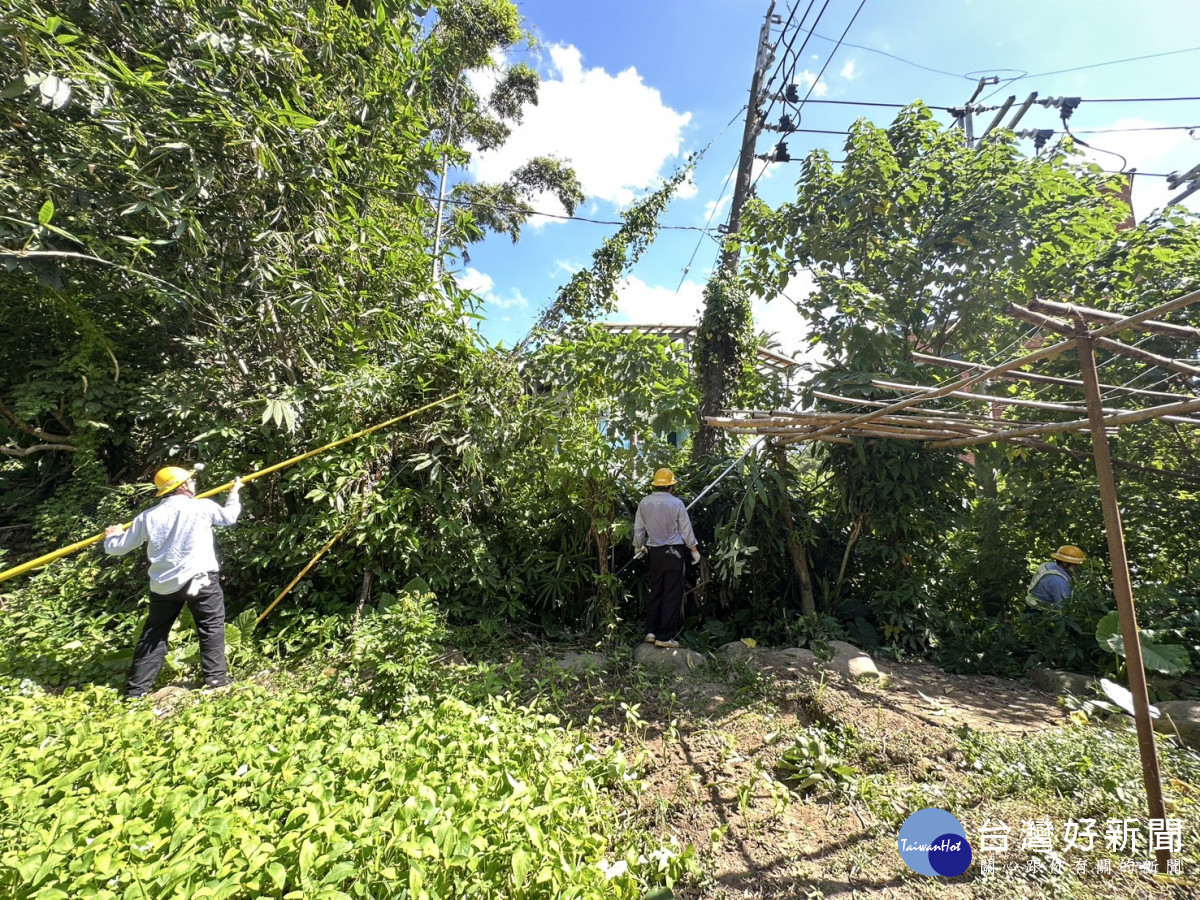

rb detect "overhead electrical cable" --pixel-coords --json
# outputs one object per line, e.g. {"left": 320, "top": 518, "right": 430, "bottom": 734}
{"left": 1022, "top": 47, "right": 1200, "bottom": 81}
{"left": 794, "top": 30, "right": 971, "bottom": 80}
{"left": 747, "top": 0, "right": 868, "bottom": 200}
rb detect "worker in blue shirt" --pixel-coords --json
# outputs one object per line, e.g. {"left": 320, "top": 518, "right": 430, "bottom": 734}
{"left": 633, "top": 468, "right": 701, "bottom": 649}
{"left": 1025, "top": 544, "right": 1086, "bottom": 610}
{"left": 105, "top": 465, "right": 242, "bottom": 698}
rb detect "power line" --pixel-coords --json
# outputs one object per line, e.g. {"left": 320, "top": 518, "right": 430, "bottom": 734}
{"left": 786, "top": 95, "right": 1200, "bottom": 110}
{"left": 793, "top": 0, "right": 868, "bottom": 115}
{"left": 748, "top": 0, "right": 868, "bottom": 199}
{"left": 1022, "top": 46, "right": 1200, "bottom": 81}
{"left": 402, "top": 191, "right": 717, "bottom": 232}
{"left": 1080, "top": 96, "right": 1200, "bottom": 103}
{"left": 795, "top": 29, "right": 970, "bottom": 80}
{"left": 782, "top": 124, "right": 1200, "bottom": 138}
{"left": 979, "top": 47, "right": 1200, "bottom": 102}
{"left": 676, "top": 105, "right": 752, "bottom": 290}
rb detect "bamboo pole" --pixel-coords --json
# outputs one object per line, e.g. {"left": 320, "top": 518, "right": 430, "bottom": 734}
{"left": 1075, "top": 318, "right": 1170, "bottom": 873}
{"left": 0, "top": 393, "right": 461, "bottom": 584}
{"left": 1030, "top": 297, "right": 1200, "bottom": 342}
{"left": 1088, "top": 286, "right": 1200, "bottom": 340}
{"left": 813, "top": 392, "right": 984, "bottom": 419}
{"left": 927, "top": 396, "right": 1200, "bottom": 448}
{"left": 1009, "top": 304, "right": 1200, "bottom": 379}
{"left": 704, "top": 416, "right": 987, "bottom": 439}
{"left": 911, "top": 351, "right": 1186, "bottom": 402}
{"left": 869, "top": 379, "right": 1200, "bottom": 426}
{"left": 256, "top": 519, "right": 355, "bottom": 625}
{"left": 796, "top": 336, "right": 1080, "bottom": 443}
{"left": 868, "top": 376, "right": 1200, "bottom": 427}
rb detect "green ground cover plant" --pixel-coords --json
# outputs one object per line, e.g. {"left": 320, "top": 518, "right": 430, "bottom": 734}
{"left": 0, "top": 677, "right": 689, "bottom": 899}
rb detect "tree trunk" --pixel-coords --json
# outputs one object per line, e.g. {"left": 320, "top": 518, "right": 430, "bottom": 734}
{"left": 771, "top": 442, "right": 816, "bottom": 617}
{"left": 692, "top": 274, "right": 750, "bottom": 460}
{"left": 835, "top": 516, "right": 866, "bottom": 597}
{"left": 353, "top": 567, "right": 373, "bottom": 628}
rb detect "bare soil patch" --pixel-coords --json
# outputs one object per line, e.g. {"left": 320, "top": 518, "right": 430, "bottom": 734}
{"left": 535, "top": 645, "right": 1192, "bottom": 900}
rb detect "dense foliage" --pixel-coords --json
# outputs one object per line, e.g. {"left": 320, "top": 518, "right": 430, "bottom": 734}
{"left": 737, "top": 104, "right": 1200, "bottom": 677}
{"left": 0, "top": 590, "right": 692, "bottom": 899}
{"left": 4, "top": 4, "right": 1200, "bottom": 730}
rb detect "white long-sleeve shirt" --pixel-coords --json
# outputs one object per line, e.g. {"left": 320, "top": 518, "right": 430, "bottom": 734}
{"left": 104, "top": 493, "right": 242, "bottom": 594}
{"left": 633, "top": 491, "right": 697, "bottom": 550}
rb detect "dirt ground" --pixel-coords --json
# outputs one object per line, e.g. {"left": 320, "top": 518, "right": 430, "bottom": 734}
{"left": 549, "top": 647, "right": 1195, "bottom": 900}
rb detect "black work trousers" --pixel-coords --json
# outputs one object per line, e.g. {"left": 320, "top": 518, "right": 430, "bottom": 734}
{"left": 125, "top": 573, "right": 227, "bottom": 698}
{"left": 645, "top": 544, "right": 686, "bottom": 642}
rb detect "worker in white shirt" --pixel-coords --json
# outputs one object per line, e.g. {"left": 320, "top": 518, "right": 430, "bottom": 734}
{"left": 104, "top": 465, "right": 242, "bottom": 698}
{"left": 633, "top": 468, "right": 700, "bottom": 649}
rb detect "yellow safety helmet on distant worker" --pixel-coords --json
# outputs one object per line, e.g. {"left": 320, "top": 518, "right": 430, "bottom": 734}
{"left": 1052, "top": 545, "right": 1086, "bottom": 565}
{"left": 651, "top": 468, "right": 678, "bottom": 487}
{"left": 153, "top": 466, "right": 195, "bottom": 497}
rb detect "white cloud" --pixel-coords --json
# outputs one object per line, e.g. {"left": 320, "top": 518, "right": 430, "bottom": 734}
{"left": 455, "top": 267, "right": 493, "bottom": 295}
{"left": 454, "top": 267, "right": 529, "bottom": 310}
{"left": 676, "top": 171, "right": 699, "bottom": 200}
{"left": 470, "top": 44, "right": 693, "bottom": 214}
{"left": 611, "top": 276, "right": 706, "bottom": 324}
{"left": 607, "top": 271, "right": 823, "bottom": 366}
{"left": 752, "top": 269, "right": 822, "bottom": 364}
{"left": 840, "top": 59, "right": 858, "bottom": 81}
{"left": 703, "top": 195, "right": 731, "bottom": 224}
{"left": 796, "top": 69, "right": 829, "bottom": 98}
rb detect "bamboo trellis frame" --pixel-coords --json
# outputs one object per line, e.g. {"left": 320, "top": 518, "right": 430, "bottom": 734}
{"left": 703, "top": 288, "right": 1200, "bottom": 873}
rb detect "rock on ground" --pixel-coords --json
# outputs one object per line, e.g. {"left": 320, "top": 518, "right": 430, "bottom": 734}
{"left": 554, "top": 651, "right": 609, "bottom": 675}
{"left": 1028, "top": 668, "right": 1098, "bottom": 697}
{"left": 1154, "top": 701, "right": 1200, "bottom": 748}
{"left": 817, "top": 640, "right": 881, "bottom": 681}
{"left": 780, "top": 647, "right": 818, "bottom": 668}
{"left": 716, "top": 640, "right": 755, "bottom": 661}
{"left": 634, "top": 642, "right": 706, "bottom": 673}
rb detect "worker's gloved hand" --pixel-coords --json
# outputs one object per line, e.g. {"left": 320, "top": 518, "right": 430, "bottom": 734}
{"left": 230, "top": 476, "right": 243, "bottom": 497}
{"left": 104, "top": 525, "right": 123, "bottom": 538}
{"left": 634, "top": 545, "right": 647, "bottom": 560}
{"left": 690, "top": 548, "right": 701, "bottom": 565}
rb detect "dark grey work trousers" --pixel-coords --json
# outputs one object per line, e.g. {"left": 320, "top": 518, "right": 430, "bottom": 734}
{"left": 645, "top": 544, "right": 686, "bottom": 642}
{"left": 125, "top": 573, "right": 227, "bottom": 698}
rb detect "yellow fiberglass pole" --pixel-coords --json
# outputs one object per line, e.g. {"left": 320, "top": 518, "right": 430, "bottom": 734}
{"left": 0, "top": 392, "right": 461, "bottom": 585}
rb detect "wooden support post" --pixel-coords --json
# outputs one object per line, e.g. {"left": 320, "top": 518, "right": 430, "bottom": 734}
{"left": 770, "top": 441, "right": 816, "bottom": 617}
{"left": 1075, "top": 318, "right": 1170, "bottom": 873}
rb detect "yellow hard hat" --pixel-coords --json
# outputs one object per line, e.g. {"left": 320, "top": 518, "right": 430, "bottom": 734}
{"left": 1052, "top": 545, "right": 1086, "bottom": 565}
{"left": 153, "top": 466, "right": 194, "bottom": 497}
{"left": 651, "top": 468, "right": 678, "bottom": 487}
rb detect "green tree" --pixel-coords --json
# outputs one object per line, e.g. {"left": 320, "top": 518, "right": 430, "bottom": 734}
{"left": 738, "top": 103, "right": 1200, "bottom": 657}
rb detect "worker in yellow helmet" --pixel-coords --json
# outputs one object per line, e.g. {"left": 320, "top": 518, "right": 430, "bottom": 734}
{"left": 633, "top": 468, "right": 701, "bottom": 649}
{"left": 103, "top": 465, "right": 243, "bottom": 698}
{"left": 1025, "top": 544, "right": 1086, "bottom": 610}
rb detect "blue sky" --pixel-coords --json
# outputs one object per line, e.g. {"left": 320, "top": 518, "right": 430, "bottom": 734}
{"left": 452, "top": 0, "right": 1200, "bottom": 353}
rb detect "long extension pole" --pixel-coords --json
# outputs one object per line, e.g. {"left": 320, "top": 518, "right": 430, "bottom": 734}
{"left": 613, "top": 436, "right": 766, "bottom": 578}
{"left": 0, "top": 393, "right": 461, "bottom": 585}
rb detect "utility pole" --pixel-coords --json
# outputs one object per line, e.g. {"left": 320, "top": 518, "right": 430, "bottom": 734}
{"left": 1167, "top": 162, "right": 1200, "bottom": 207}
{"left": 693, "top": 0, "right": 778, "bottom": 460}
{"left": 720, "top": 0, "right": 778, "bottom": 275}
{"left": 950, "top": 76, "right": 997, "bottom": 148}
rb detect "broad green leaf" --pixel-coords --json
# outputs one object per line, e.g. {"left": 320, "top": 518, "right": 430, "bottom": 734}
{"left": 1141, "top": 642, "right": 1191, "bottom": 676}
